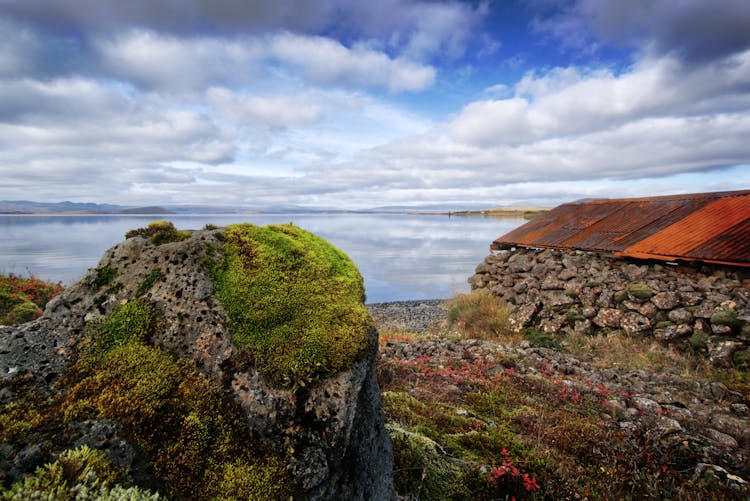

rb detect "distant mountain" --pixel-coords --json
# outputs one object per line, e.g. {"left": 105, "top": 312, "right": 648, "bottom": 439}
{"left": 0, "top": 200, "right": 172, "bottom": 214}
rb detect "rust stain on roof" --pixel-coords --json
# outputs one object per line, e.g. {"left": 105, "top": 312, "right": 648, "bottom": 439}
{"left": 492, "top": 189, "right": 750, "bottom": 267}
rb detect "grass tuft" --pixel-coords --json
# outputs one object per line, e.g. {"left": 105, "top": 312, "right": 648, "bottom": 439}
{"left": 445, "top": 290, "right": 515, "bottom": 341}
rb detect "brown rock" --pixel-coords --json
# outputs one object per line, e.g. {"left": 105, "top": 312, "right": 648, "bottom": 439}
{"left": 593, "top": 308, "right": 624, "bottom": 328}
{"left": 620, "top": 312, "right": 651, "bottom": 333}
{"left": 651, "top": 291, "right": 680, "bottom": 310}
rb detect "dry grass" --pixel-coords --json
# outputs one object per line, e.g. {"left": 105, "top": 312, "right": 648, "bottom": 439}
{"left": 444, "top": 290, "right": 521, "bottom": 342}
{"left": 563, "top": 330, "right": 696, "bottom": 372}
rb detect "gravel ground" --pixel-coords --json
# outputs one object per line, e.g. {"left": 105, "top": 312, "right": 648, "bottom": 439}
{"left": 366, "top": 299, "right": 447, "bottom": 334}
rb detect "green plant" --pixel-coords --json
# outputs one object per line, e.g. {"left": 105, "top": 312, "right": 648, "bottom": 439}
{"left": 445, "top": 290, "right": 513, "bottom": 340}
{"left": 208, "top": 223, "right": 371, "bottom": 389}
{"left": 94, "top": 267, "right": 116, "bottom": 287}
{"left": 63, "top": 299, "right": 294, "bottom": 499}
{"left": 125, "top": 221, "right": 189, "bottom": 245}
{"left": 136, "top": 269, "right": 163, "bottom": 297}
{"left": 0, "top": 273, "right": 63, "bottom": 325}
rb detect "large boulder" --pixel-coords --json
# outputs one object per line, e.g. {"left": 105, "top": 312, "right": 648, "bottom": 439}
{"left": 0, "top": 222, "right": 394, "bottom": 500}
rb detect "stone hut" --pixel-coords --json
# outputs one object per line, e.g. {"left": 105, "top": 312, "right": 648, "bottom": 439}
{"left": 470, "top": 189, "right": 750, "bottom": 367}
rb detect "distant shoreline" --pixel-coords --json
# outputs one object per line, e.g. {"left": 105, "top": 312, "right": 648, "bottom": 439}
{"left": 448, "top": 207, "right": 550, "bottom": 219}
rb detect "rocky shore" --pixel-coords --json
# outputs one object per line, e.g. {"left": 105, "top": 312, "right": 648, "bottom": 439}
{"left": 370, "top": 299, "right": 750, "bottom": 496}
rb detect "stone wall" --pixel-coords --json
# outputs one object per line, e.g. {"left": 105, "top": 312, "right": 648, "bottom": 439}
{"left": 469, "top": 248, "right": 750, "bottom": 367}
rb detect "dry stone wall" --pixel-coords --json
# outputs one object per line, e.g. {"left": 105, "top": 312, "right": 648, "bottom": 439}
{"left": 469, "top": 248, "right": 750, "bottom": 367}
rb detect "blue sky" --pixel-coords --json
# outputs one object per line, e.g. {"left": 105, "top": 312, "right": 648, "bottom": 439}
{"left": 1, "top": 0, "right": 749, "bottom": 209}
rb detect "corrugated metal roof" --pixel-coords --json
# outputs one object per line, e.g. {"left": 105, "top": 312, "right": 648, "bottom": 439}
{"left": 492, "top": 189, "right": 750, "bottom": 267}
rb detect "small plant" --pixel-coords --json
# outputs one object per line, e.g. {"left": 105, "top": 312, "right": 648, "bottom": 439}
{"left": 125, "top": 221, "right": 189, "bottom": 245}
{"left": 136, "top": 269, "right": 163, "bottom": 297}
{"left": 203, "top": 223, "right": 219, "bottom": 230}
{"left": 94, "top": 266, "right": 116, "bottom": 287}
{"left": 445, "top": 290, "right": 513, "bottom": 340}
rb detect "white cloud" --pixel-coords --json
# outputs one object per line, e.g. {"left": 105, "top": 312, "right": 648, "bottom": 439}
{"left": 304, "top": 49, "right": 750, "bottom": 196}
{"left": 269, "top": 32, "right": 435, "bottom": 92}
{"left": 94, "top": 29, "right": 435, "bottom": 93}
{"left": 96, "top": 30, "right": 263, "bottom": 91}
{"left": 207, "top": 87, "right": 322, "bottom": 127}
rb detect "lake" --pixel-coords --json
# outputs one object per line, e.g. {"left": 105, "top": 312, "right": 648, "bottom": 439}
{"left": 0, "top": 213, "right": 525, "bottom": 303}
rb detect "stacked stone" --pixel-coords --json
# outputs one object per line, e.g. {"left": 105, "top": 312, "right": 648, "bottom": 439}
{"left": 469, "top": 248, "right": 750, "bottom": 367}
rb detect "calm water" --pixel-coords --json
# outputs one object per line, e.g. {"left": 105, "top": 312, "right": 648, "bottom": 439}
{"left": 0, "top": 213, "right": 524, "bottom": 303}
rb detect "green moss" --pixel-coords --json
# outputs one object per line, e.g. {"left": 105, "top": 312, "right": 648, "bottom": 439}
{"left": 83, "top": 299, "right": 156, "bottom": 359}
{"left": 387, "top": 423, "right": 467, "bottom": 500}
{"left": 613, "top": 290, "right": 628, "bottom": 304}
{"left": 0, "top": 401, "right": 45, "bottom": 443}
{"left": 566, "top": 308, "right": 586, "bottom": 324}
{"left": 136, "top": 269, "right": 163, "bottom": 297}
{"left": 125, "top": 221, "right": 189, "bottom": 245}
{"left": 0, "top": 287, "right": 42, "bottom": 325}
{"left": 655, "top": 321, "right": 674, "bottom": 329}
{"left": 523, "top": 328, "right": 562, "bottom": 350}
{"left": 710, "top": 310, "right": 744, "bottom": 332}
{"left": 94, "top": 266, "right": 116, "bottom": 287}
{"left": 584, "top": 280, "right": 602, "bottom": 288}
{"left": 563, "top": 288, "right": 578, "bottom": 298}
{"left": 63, "top": 299, "right": 294, "bottom": 500}
{"left": 626, "top": 283, "right": 653, "bottom": 300}
{"left": 689, "top": 330, "right": 709, "bottom": 351}
{"left": 1, "top": 445, "right": 120, "bottom": 500}
{"left": 209, "top": 223, "right": 371, "bottom": 388}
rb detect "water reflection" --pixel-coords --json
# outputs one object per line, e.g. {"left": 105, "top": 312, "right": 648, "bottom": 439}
{"left": 0, "top": 214, "right": 524, "bottom": 303}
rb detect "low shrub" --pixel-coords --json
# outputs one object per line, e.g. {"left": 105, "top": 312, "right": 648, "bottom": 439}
{"left": 124, "top": 221, "right": 189, "bottom": 245}
{"left": 0, "top": 273, "right": 63, "bottom": 325}
{"left": 445, "top": 290, "right": 513, "bottom": 340}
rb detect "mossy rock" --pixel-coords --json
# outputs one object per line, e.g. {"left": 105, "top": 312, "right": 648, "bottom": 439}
{"left": 689, "top": 330, "right": 709, "bottom": 352}
{"left": 626, "top": 283, "right": 653, "bottom": 301}
{"left": 566, "top": 308, "right": 586, "bottom": 324}
{"left": 209, "top": 223, "right": 372, "bottom": 388}
{"left": 584, "top": 280, "right": 602, "bottom": 288}
{"left": 710, "top": 310, "right": 744, "bottom": 332}
{"left": 125, "top": 221, "right": 189, "bottom": 245}
{"left": 655, "top": 321, "right": 674, "bottom": 329}
{"left": 63, "top": 299, "right": 294, "bottom": 500}
{"left": 613, "top": 290, "right": 628, "bottom": 304}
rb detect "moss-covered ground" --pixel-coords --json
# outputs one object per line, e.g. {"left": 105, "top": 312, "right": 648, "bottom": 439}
{"left": 209, "top": 223, "right": 372, "bottom": 388}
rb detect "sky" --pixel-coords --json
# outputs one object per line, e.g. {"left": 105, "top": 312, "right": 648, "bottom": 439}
{"left": 1, "top": 0, "right": 749, "bottom": 210}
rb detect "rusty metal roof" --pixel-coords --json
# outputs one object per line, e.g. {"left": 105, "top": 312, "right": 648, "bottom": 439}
{"left": 492, "top": 189, "right": 750, "bottom": 267}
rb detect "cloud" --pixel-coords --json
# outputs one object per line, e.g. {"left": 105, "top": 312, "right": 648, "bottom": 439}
{"left": 95, "top": 30, "right": 263, "bottom": 91}
{"left": 92, "top": 29, "right": 435, "bottom": 93}
{"left": 534, "top": 0, "right": 750, "bottom": 63}
{"left": 207, "top": 88, "right": 322, "bottom": 127}
{"left": 269, "top": 33, "right": 435, "bottom": 92}
{"left": 0, "top": 77, "right": 235, "bottom": 173}
{"left": 303, "top": 49, "right": 750, "bottom": 194}
{"left": 0, "top": 0, "right": 486, "bottom": 62}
